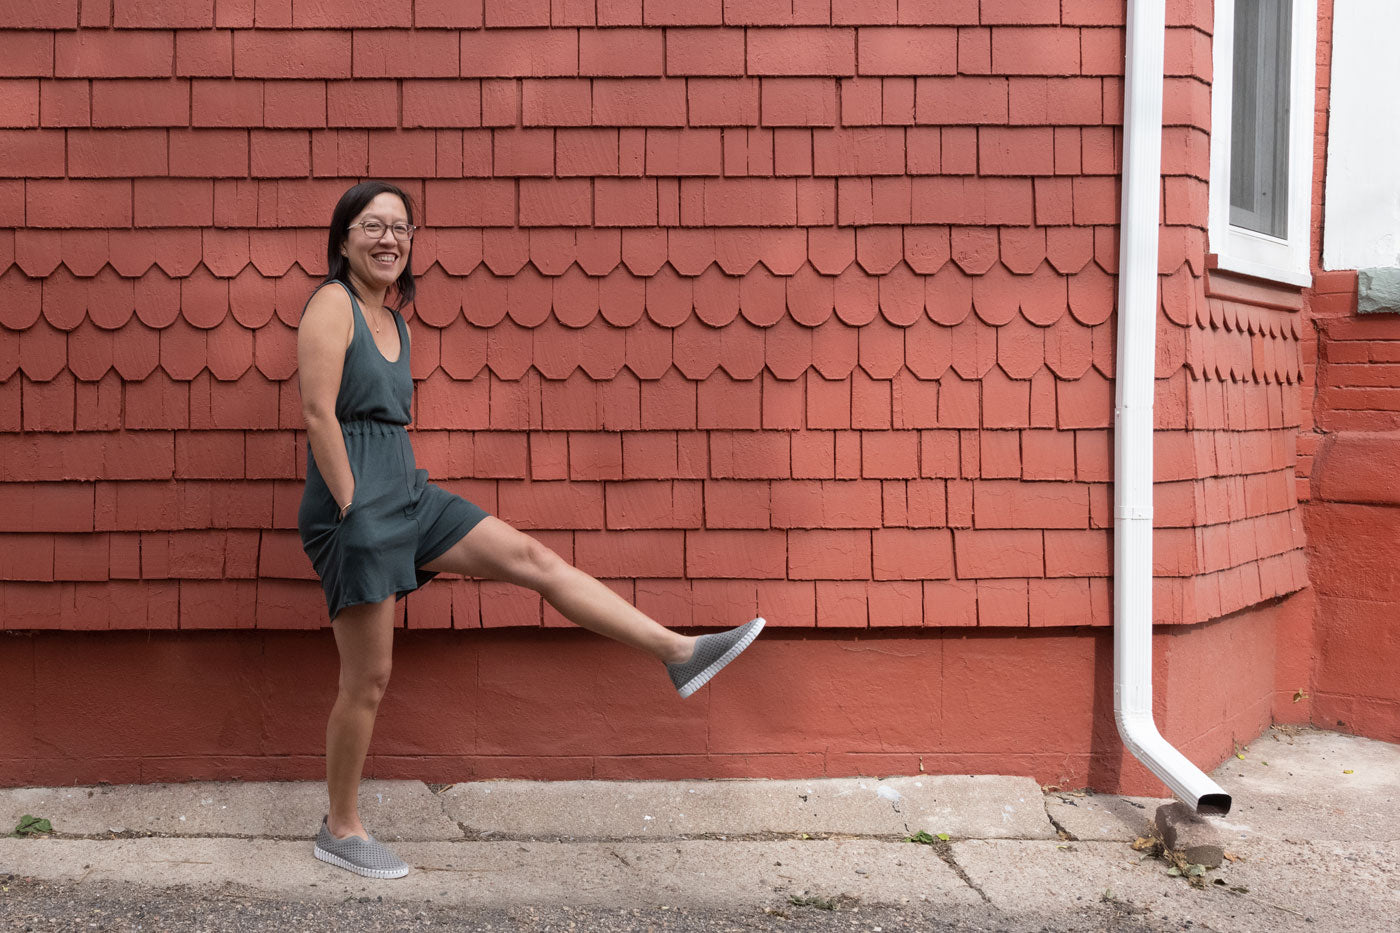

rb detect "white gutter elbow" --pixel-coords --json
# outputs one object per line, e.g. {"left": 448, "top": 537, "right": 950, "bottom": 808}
{"left": 1114, "top": 0, "right": 1232, "bottom": 816}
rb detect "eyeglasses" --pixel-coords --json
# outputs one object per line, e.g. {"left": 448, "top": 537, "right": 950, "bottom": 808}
{"left": 350, "top": 219, "right": 417, "bottom": 241}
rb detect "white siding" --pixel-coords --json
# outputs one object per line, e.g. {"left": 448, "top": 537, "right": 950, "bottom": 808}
{"left": 1323, "top": 0, "right": 1400, "bottom": 270}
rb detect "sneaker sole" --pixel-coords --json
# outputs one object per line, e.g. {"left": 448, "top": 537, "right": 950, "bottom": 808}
{"left": 676, "top": 617, "right": 765, "bottom": 699}
{"left": 313, "top": 844, "right": 410, "bottom": 880}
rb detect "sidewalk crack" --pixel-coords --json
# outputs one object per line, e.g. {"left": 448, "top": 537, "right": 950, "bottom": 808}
{"left": 933, "top": 843, "right": 991, "bottom": 904}
{"left": 1043, "top": 796, "right": 1079, "bottom": 842}
{"left": 422, "top": 780, "right": 467, "bottom": 841}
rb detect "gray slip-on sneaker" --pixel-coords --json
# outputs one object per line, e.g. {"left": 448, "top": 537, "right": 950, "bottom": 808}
{"left": 313, "top": 817, "right": 410, "bottom": 879}
{"left": 667, "top": 617, "right": 765, "bottom": 698}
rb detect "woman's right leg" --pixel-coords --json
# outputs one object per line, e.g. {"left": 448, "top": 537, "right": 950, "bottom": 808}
{"left": 325, "top": 595, "right": 396, "bottom": 841}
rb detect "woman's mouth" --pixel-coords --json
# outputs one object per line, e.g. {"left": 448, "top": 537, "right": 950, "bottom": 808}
{"left": 372, "top": 251, "right": 398, "bottom": 267}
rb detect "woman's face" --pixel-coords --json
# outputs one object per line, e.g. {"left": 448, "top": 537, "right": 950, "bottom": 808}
{"left": 341, "top": 192, "right": 410, "bottom": 296}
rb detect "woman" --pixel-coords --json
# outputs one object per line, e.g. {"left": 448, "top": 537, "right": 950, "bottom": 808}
{"left": 296, "top": 181, "right": 764, "bottom": 879}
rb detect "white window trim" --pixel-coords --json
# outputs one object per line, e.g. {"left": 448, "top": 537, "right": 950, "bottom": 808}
{"left": 1208, "top": 0, "right": 1317, "bottom": 288}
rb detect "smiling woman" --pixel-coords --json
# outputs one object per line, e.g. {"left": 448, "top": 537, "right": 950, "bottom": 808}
{"left": 293, "top": 181, "right": 765, "bottom": 881}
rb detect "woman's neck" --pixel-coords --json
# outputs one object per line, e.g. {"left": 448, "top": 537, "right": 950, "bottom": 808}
{"left": 346, "top": 272, "right": 389, "bottom": 310}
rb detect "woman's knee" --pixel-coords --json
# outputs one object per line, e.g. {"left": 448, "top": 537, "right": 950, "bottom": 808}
{"left": 340, "top": 661, "right": 392, "bottom": 707}
{"left": 504, "top": 534, "right": 568, "bottom": 590}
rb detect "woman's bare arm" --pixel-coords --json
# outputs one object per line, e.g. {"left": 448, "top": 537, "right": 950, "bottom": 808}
{"left": 297, "top": 286, "right": 357, "bottom": 511}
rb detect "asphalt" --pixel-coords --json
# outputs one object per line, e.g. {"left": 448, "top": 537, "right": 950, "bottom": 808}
{"left": 0, "top": 727, "right": 1396, "bottom": 932}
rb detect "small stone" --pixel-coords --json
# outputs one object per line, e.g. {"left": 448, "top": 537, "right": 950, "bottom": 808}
{"left": 1154, "top": 802, "right": 1225, "bottom": 869}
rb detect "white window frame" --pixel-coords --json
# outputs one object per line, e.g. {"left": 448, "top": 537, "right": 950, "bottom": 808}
{"left": 1208, "top": 0, "right": 1317, "bottom": 287}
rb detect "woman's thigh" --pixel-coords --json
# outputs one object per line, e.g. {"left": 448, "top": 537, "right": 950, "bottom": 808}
{"left": 418, "top": 516, "right": 553, "bottom": 587}
{"left": 331, "top": 596, "right": 397, "bottom": 686}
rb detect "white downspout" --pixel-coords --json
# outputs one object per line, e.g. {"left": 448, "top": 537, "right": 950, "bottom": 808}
{"left": 1115, "top": 0, "right": 1232, "bottom": 816}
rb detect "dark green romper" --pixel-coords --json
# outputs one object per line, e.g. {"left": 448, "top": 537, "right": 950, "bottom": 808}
{"left": 297, "top": 281, "right": 489, "bottom": 620}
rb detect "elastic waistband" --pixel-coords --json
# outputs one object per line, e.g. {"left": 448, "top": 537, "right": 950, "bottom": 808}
{"left": 340, "top": 420, "right": 407, "bottom": 437}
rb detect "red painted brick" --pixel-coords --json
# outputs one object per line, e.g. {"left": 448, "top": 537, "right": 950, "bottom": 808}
{"left": 858, "top": 27, "right": 956, "bottom": 75}
{"left": 747, "top": 28, "right": 856, "bottom": 76}
{"left": 954, "top": 528, "right": 1042, "bottom": 578}
{"left": 685, "top": 529, "right": 786, "bottom": 578}
{"left": 57, "top": 30, "right": 174, "bottom": 78}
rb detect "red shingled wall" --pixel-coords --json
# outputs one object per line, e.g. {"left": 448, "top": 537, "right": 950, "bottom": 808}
{"left": 0, "top": 0, "right": 1304, "bottom": 787}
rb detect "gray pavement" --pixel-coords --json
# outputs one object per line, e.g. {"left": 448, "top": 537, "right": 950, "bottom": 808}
{"left": 0, "top": 727, "right": 1395, "bottom": 932}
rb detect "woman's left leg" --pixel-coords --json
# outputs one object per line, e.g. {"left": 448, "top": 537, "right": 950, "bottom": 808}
{"left": 420, "top": 517, "right": 695, "bottom": 664}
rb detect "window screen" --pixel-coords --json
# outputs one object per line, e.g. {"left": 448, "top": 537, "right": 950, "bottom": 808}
{"left": 1230, "top": 0, "right": 1293, "bottom": 239}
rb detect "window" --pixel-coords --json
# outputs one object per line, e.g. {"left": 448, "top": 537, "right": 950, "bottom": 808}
{"left": 1208, "top": 0, "right": 1317, "bottom": 286}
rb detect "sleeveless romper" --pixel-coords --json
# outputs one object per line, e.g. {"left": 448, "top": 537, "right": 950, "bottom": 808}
{"left": 297, "top": 281, "right": 489, "bottom": 620}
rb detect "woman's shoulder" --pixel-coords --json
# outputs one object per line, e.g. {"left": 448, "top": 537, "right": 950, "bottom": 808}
{"left": 299, "top": 280, "right": 357, "bottom": 347}
{"left": 301, "top": 280, "right": 355, "bottom": 322}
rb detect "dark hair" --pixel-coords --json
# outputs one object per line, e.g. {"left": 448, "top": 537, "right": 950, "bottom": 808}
{"left": 323, "top": 180, "right": 416, "bottom": 311}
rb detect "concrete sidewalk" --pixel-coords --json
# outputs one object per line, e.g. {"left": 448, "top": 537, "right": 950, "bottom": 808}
{"left": 1, "top": 728, "right": 1396, "bottom": 931}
